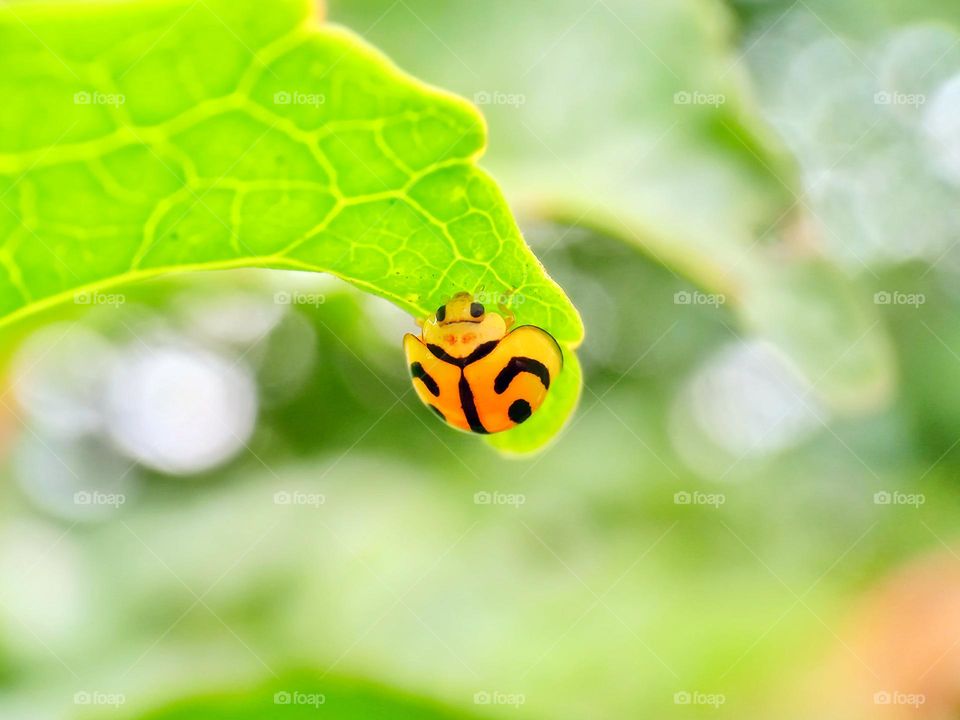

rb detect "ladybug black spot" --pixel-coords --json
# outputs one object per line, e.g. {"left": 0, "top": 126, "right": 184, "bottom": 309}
{"left": 470, "top": 302, "right": 484, "bottom": 318}
{"left": 508, "top": 399, "right": 532, "bottom": 424}
{"left": 436, "top": 305, "right": 446, "bottom": 322}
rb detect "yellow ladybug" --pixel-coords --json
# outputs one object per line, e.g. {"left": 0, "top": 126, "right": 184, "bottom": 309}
{"left": 403, "top": 292, "right": 563, "bottom": 434}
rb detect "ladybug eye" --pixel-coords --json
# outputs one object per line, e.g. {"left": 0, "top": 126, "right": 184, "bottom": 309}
{"left": 435, "top": 305, "right": 446, "bottom": 322}
{"left": 470, "top": 302, "right": 484, "bottom": 318}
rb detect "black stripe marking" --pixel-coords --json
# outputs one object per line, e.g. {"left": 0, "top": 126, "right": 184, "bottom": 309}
{"left": 508, "top": 399, "right": 532, "bottom": 424}
{"left": 410, "top": 362, "right": 439, "bottom": 396}
{"left": 458, "top": 372, "right": 488, "bottom": 434}
{"left": 426, "top": 341, "right": 498, "bottom": 368}
{"left": 494, "top": 357, "right": 551, "bottom": 394}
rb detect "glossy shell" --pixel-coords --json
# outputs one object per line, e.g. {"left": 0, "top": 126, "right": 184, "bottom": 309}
{"left": 404, "top": 324, "right": 563, "bottom": 434}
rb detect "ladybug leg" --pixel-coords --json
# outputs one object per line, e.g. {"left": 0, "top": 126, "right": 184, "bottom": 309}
{"left": 498, "top": 298, "right": 516, "bottom": 329}
{"left": 499, "top": 288, "right": 520, "bottom": 329}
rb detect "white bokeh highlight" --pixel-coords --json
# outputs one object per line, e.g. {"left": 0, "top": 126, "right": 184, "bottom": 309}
{"left": 671, "top": 341, "right": 823, "bottom": 478}
{"left": 11, "top": 324, "right": 117, "bottom": 439}
{"left": 923, "top": 73, "right": 960, "bottom": 185}
{"left": 103, "top": 344, "right": 258, "bottom": 475}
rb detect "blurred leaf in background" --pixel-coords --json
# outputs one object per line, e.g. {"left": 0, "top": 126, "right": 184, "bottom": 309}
{"left": 114, "top": 674, "right": 486, "bottom": 720}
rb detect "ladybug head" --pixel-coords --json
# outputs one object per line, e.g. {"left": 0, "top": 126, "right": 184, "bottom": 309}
{"left": 421, "top": 292, "right": 507, "bottom": 358}
{"left": 433, "top": 292, "right": 486, "bottom": 324}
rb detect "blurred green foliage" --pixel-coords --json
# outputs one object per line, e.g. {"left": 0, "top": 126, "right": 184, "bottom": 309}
{"left": 0, "top": 1, "right": 959, "bottom": 719}
{"left": 121, "top": 675, "right": 483, "bottom": 720}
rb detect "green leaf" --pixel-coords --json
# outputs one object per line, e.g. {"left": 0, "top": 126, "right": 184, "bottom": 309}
{"left": 332, "top": 0, "right": 797, "bottom": 295}
{"left": 100, "top": 673, "right": 487, "bottom": 720}
{"left": 0, "top": 0, "right": 583, "bottom": 453}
